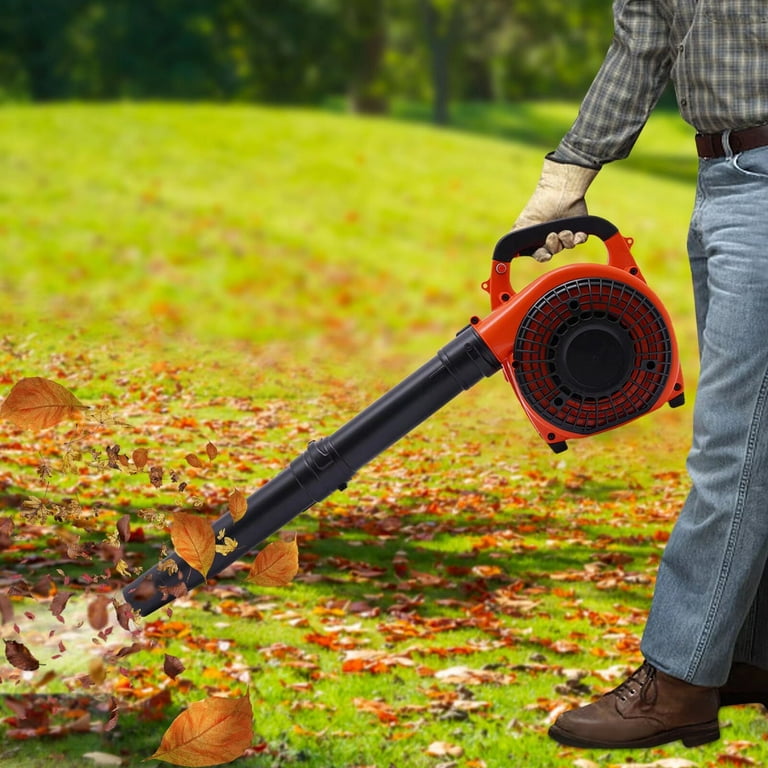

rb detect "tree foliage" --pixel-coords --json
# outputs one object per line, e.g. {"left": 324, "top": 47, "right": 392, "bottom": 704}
{"left": 0, "top": 0, "right": 613, "bottom": 118}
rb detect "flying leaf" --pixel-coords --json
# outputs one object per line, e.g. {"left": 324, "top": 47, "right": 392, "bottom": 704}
{"left": 247, "top": 536, "right": 299, "bottom": 587}
{"left": 171, "top": 512, "right": 216, "bottom": 578}
{"left": 50, "top": 590, "right": 74, "bottom": 620}
{"left": 117, "top": 514, "right": 131, "bottom": 543}
{"left": 164, "top": 653, "right": 186, "bottom": 680}
{"left": 4, "top": 639, "right": 40, "bottom": 671}
{"left": 88, "top": 595, "right": 111, "bottom": 630}
{"left": 0, "top": 377, "right": 85, "bottom": 430}
{"left": 228, "top": 489, "right": 247, "bottom": 522}
{"left": 205, "top": 442, "right": 218, "bottom": 461}
{"left": 185, "top": 453, "right": 204, "bottom": 469}
{"left": 0, "top": 593, "right": 13, "bottom": 624}
{"left": 150, "top": 694, "right": 253, "bottom": 767}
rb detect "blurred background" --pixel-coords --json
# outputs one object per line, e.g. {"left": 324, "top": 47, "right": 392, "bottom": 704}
{"left": 1, "top": 0, "right": 618, "bottom": 118}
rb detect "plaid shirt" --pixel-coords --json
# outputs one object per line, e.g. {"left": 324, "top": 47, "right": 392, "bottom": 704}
{"left": 555, "top": 0, "right": 768, "bottom": 167}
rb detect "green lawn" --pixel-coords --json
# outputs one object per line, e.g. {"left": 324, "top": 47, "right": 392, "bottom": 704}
{"left": 1, "top": 102, "right": 764, "bottom": 768}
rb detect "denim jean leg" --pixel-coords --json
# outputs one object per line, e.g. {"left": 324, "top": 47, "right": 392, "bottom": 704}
{"left": 641, "top": 147, "right": 768, "bottom": 686}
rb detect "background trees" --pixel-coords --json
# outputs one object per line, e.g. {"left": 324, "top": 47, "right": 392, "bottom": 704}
{"left": 0, "top": 0, "right": 614, "bottom": 121}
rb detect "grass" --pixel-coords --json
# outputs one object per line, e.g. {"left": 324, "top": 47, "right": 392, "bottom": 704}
{"left": 1, "top": 101, "right": 764, "bottom": 768}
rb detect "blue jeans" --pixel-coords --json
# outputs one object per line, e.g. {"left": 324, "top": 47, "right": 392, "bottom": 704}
{"left": 641, "top": 141, "right": 768, "bottom": 687}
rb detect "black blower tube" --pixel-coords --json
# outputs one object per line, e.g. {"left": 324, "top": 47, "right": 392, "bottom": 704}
{"left": 122, "top": 325, "right": 502, "bottom": 615}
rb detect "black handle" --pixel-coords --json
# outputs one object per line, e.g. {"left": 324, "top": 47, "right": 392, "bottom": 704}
{"left": 493, "top": 216, "right": 619, "bottom": 263}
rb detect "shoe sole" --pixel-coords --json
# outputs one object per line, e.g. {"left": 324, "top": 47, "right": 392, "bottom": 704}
{"left": 548, "top": 719, "right": 720, "bottom": 749}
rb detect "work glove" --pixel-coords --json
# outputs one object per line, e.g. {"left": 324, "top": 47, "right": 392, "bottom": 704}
{"left": 513, "top": 158, "right": 599, "bottom": 262}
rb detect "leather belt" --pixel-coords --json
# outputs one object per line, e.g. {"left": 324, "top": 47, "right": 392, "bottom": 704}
{"left": 695, "top": 124, "right": 768, "bottom": 158}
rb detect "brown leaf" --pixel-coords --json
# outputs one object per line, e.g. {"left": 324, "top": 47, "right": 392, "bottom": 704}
{"left": 150, "top": 694, "right": 253, "bottom": 767}
{"left": 205, "top": 442, "right": 218, "bottom": 461}
{"left": 132, "top": 448, "right": 149, "bottom": 470}
{"left": 4, "top": 639, "right": 40, "bottom": 671}
{"left": 171, "top": 512, "right": 216, "bottom": 578}
{"left": 117, "top": 514, "right": 131, "bottom": 543}
{"left": 88, "top": 595, "right": 111, "bottom": 630}
{"left": 228, "top": 490, "right": 247, "bottom": 523}
{"left": 50, "top": 590, "right": 74, "bottom": 619}
{"left": 164, "top": 653, "right": 186, "bottom": 680}
{"left": 185, "top": 454, "right": 204, "bottom": 469}
{"left": 0, "top": 592, "right": 13, "bottom": 624}
{"left": 247, "top": 536, "right": 299, "bottom": 587}
{"left": 425, "top": 741, "right": 464, "bottom": 758}
{"left": 89, "top": 658, "right": 107, "bottom": 685}
{"left": 149, "top": 466, "right": 164, "bottom": 488}
{"left": 0, "top": 516, "right": 14, "bottom": 549}
{"left": 114, "top": 600, "right": 136, "bottom": 631}
{"left": 0, "top": 377, "right": 85, "bottom": 430}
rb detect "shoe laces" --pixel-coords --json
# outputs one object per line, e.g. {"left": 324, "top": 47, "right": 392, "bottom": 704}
{"left": 615, "top": 662, "right": 658, "bottom": 706}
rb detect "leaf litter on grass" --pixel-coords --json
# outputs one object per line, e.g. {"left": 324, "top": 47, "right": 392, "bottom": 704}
{"left": 0, "top": 344, "right": 734, "bottom": 766}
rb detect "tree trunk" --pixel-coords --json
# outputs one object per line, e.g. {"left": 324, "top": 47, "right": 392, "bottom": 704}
{"left": 347, "top": 0, "right": 388, "bottom": 115}
{"left": 419, "top": 0, "right": 460, "bottom": 126}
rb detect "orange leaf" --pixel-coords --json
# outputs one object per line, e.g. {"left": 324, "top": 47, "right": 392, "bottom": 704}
{"left": 133, "top": 448, "right": 149, "bottom": 470}
{"left": 150, "top": 694, "right": 253, "bottom": 767}
{"left": 228, "top": 490, "right": 247, "bottom": 523}
{"left": 247, "top": 537, "right": 299, "bottom": 587}
{"left": 171, "top": 512, "right": 216, "bottom": 578}
{"left": 0, "top": 377, "right": 85, "bottom": 430}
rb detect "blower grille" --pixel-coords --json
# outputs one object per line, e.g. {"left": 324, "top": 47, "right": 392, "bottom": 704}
{"left": 513, "top": 276, "right": 674, "bottom": 434}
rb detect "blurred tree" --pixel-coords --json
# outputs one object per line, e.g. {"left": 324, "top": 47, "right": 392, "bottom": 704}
{"left": 0, "top": 0, "right": 88, "bottom": 100}
{"left": 343, "top": 0, "right": 388, "bottom": 114}
{"left": 418, "top": 0, "right": 461, "bottom": 125}
{"left": 0, "top": 0, "right": 613, "bottom": 110}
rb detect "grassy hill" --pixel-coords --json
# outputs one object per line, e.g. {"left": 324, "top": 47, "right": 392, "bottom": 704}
{"left": 0, "top": 102, "right": 697, "bottom": 361}
{"left": 2, "top": 104, "right": 753, "bottom": 768}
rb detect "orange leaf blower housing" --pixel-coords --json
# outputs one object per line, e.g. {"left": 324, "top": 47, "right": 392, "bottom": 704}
{"left": 474, "top": 215, "right": 684, "bottom": 452}
{"left": 123, "top": 216, "right": 684, "bottom": 615}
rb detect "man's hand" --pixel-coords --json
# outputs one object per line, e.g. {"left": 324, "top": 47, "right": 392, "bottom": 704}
{"left": 513, "top": 158, "right": 599, "bottom": 262}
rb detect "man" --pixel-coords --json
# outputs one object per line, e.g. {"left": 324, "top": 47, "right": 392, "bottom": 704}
{"left": 513, "top": 0, "right": 768, "bottom": 750}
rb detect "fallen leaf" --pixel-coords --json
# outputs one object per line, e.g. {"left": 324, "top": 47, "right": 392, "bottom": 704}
{"left": 247, "top": 537, "right": 299, "bottom": 587}
{"left": 614, "top": 759, "right": 699, "bottom": 768}
{"left": 0, "top": 376, "right": 85, "bottom": 430}
{"left": 132, "top": 448, "right": 149, "bottom": 469}
{"left": 228, "top": 489, "right": 247, "bottom": 522}
{"left": 83, "top": 752, "right": 124, "bottom": 766}
{"left": 716, "top": 755, "right": 756, "bottom": 767}
{"left": 4, "top": 639, "right": 40, "bottom": 671}
{"left": 150, "top": 694, "right": 253, "bottom": 767}
{"left": 425, "top": 741, "right": 463, "bottom": 758}
{"left": 171, "top": 512, "right": 216, "bottom": 578}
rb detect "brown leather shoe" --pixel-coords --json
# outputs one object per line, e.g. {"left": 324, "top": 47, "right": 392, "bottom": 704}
{"left": 720, "top": 663, "right": 768, "bottom": 707}
{"left": 548, "top": 662, "right": 720, "bottom": 749}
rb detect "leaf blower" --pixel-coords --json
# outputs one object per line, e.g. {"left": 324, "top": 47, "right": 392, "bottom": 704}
{"left": 123, "top": 216, "right": 684, "bottom": 616}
